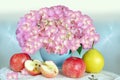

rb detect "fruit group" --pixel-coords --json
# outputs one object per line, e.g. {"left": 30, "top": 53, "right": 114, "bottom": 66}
{"left": 24, "top": 60, "right": 42, "bottom": 76}
{"left": 40, "top": 61, "right": 59, "bottom": 78}
{"left": 82, "top": 48, "right": 104, "bottom": 73}
{"left": 62, "top": 57, "right": 86, "bottom": 78}
{"left": 10, "top": 53, "right": 31, "bottom": 72}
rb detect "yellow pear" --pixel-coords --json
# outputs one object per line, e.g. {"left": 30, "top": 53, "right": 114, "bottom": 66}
{"left": 82, "top": 48, "right": 104, "bottom": 73}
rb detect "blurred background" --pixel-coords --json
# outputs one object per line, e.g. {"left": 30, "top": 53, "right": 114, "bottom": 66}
{"left": 0, "top": 0, "right": 120, "bottom": 75}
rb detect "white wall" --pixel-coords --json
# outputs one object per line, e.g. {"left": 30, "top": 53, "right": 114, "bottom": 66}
{"left": 0, "top": 0, "right": 120, "bottom": 14}
{"left": 0, "top": 0, "right": 120, "bottom": 75}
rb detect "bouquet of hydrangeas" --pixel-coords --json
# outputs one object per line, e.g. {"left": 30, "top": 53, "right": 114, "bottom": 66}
{"left": 16, "top": 5, "right": 99, "bottom": 55}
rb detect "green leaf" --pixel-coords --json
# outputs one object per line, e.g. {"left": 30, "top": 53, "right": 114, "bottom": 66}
{"left": 77, "top": 45, "right": 82, "bottom": 55}
{"left": 69, "top": 50, "right": 72, "bottom": 54}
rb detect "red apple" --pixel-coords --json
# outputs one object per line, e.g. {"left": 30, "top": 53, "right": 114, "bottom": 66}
{"left": 24, "top": 60, "right": 42, "bottom": 76}
{"left": 62, "top": 57, "right": 86, "bottom": 78}
{"left": 10, "top": 53, "right": 31, "bottom": 72}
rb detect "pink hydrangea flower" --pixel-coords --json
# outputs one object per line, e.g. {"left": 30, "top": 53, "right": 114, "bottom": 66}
{"left": 16, "top": 5, "right": 99, "bottom": 55}
{"left": 7, "top": 72, "right": 18, "bottom": 80}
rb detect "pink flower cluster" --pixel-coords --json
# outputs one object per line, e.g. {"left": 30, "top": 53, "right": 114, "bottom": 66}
{"left": 7, "top": 72, "right": 18, "bottom": 80}
{"left": 16, "top": 5, "right": 99, "bottom": 55}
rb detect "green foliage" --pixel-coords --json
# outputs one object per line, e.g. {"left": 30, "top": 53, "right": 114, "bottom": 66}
{"left": 77, "top": 45, "right": 82, "bottom": 55}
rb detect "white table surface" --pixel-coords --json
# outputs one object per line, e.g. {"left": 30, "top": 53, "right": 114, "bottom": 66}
{"left": 0, "top": 67, "right": 120, "bottom": 80}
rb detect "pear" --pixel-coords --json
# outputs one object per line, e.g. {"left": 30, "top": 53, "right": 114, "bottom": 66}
{"left": 82, "top": 48, "right": 104, "bottom": 73}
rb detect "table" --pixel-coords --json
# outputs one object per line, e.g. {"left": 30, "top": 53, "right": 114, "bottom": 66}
{"left": 0, "top": 67, "right": 120, "bottom": 80}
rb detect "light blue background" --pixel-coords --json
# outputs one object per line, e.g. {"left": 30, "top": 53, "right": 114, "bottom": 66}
{"left": 0, "top": 0, "right": 120, "bottom": 75}
{"left": 0, "top": 12, "right": 120, "bottom": 75}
